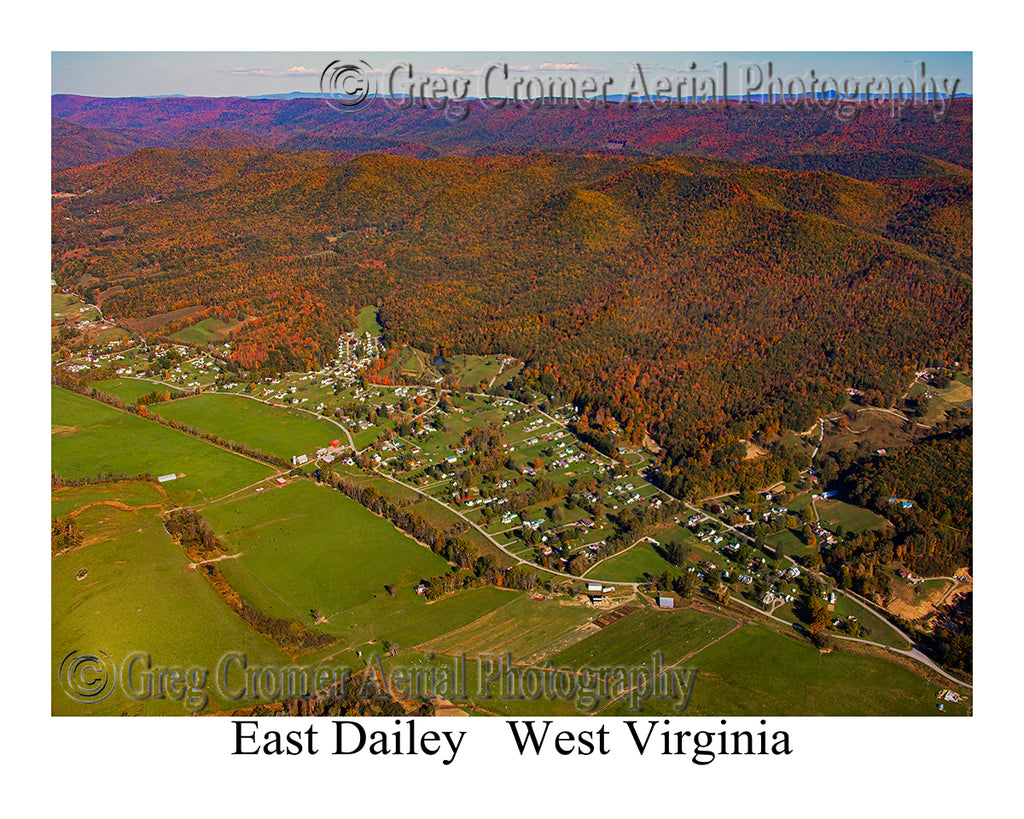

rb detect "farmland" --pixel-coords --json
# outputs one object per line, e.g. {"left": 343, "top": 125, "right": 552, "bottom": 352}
{"left": 549, "top": 608, "right": 737, "bottom": 671}
{"left": 52, "top": 483, "right": 290, "bottom": 716}
{"left": 152, "top": 393, "right": 343, "bottom": 461}
{"left": 168, "top": 316, "right": 244, "bottom": 345}
{"left": 51, "top": 315, "right": 970, "bottom": 719}
{"left": 199, "top": 481, "right": 454, "bottom": 634}
{"left": 602, "top": 622, "right": 966, "bottom": 716}
{"left": 51, "top": 386, "right": 274, "bottom": 504}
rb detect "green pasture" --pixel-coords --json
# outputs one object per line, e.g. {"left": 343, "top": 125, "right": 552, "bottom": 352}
{"left": 606, "top": 622, "right": 968, "bottom": 716}
{"left": 52, "top": 501, "right": 289, "bottom": 715}
{"left": 152, "top": 393, "right": 343, "bottom": 461}
{"left": 51, "top": 387, "right": 273, "bottom": 504}
{"left": 816, "top": 499, "right": 889, "bottom": 533}
{"left": 584, "top": 540, "right": 676, "bottom": 583}
{"left": 169, "top": 317, "right": 242, "bottom": 345}
{"left": 355, "top": 306, "right": 382, "bottom": 336}
{"left": 550, "top": 608, "right": 737, "bottom": 670}
{"left": 52, "top": 480, "right": 167, "bottom": 518}
{"left": 199, "top": 481, "right": 455, "bottom": 642}
{"left": 92, "top": 377, "right": 173, "bottom": 404}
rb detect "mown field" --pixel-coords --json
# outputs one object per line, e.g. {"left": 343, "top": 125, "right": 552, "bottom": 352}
{"left": 92, "top": 377, "right": 171, "bottom": 404}
{"left": 168, "top": 316, "right": 243, "bottom": 344}
{"left": 199, "top": 480, "right": 462, "bottom": 645}
{"left": 420, "top": 593, "right": 601, "bottom": 663}
{"left": 355, "top": 306, "right": 382, "bottom": 336}
{"left": 550, "top": 608, "right": 737, "bottom": 671}
{"left": 816, "top": 499, "right": 890, "bottom": 533}
{"left": 585, "top": 540, "right": 677, "bottom": 583}
{"left": 52, "top": 486, "right": 290, "bottom": 715}
{"left": 602, "top": 622, "right": 968, "bottom": 716}
{"left": 51, "top": 387, "right": 273, "bottom": 504}
{"left": 152, "top": 393, "right": 343, "bottom": 461}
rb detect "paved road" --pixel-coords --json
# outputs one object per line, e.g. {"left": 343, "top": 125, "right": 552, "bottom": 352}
{"left": 106, "top": 374, "right": 970, "bottom": 688}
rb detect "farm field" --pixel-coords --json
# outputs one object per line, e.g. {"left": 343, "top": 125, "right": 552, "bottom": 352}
{"left": 92, "top": 377, "right": 174, "bottom": 404}
{"left": 51, "top": 386, "right": 274, "bottom": 504}
{"left": 816, "top": 499, "right": 890, "bottom": 533}
{"left": 377, "top": 650, "right": 590, "bottom": 716}
{"left": 199, "top": 481, "right": 456, "bottom": 643}
{"left": 52, "top": 491, "right": 289, "bottom": 715}
{"left": 603, "top": 622, "right": 967, "bottom": 716}
{"left": 550, "top": 608, "right": 737, "bottom": 671}
{"left": 152, "top": 392, "right": 343, "bottom": 461}
{"left": 420, "top": 593, "right": 602, "bottom": 663}
{"left": 52, "top": 479, "right": 168, "bottom": 518}
{"left": 168, "top": 316, "right": 243, "bottom": 345}
{"left": 584, "top": 540, "right": 676, "bottom": 583}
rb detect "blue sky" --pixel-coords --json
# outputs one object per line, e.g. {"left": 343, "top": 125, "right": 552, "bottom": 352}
{"left": 52, "top": 52, "right": 972, "bottom": 98}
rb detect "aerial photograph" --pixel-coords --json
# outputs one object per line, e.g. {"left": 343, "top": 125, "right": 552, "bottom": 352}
{"left": 50, "top": 51, "right": 973, "bottom": 721}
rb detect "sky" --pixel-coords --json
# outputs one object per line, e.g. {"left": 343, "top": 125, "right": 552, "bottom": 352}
{"left": 51, "top": 51, "right": 972, "bottom": 98}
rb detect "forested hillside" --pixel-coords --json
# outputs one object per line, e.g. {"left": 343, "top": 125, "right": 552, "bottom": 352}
{"left": 51, "top": 144, "right": 970, "bottom": 495}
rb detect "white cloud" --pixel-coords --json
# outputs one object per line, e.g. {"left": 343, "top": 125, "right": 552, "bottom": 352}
{"left": 535, "top": 61, "right": 610, "bottom": 73}
{"left": 222, "top": 65, "right": 321, "bottom": 77}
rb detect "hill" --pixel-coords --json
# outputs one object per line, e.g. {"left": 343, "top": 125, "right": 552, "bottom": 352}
{"left": 51, "top": 147, "right": 970, "bottom": 495}
{"left": 52, "top": 95, "right": 972, "bottom": 178}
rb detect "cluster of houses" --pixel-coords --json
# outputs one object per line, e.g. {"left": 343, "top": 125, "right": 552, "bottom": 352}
{"left": 293, "top": 438, "right": 347, "bottom": 468}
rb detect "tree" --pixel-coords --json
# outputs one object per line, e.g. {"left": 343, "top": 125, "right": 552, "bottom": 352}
{"left": 677, "top": 571, "right": 698, "bottom": 599}
{"left": 808, "top": 597, "right": 830, "bottom": 633}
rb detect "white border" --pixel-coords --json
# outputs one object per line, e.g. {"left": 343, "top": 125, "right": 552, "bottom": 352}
{"left": 17, "top": 2, "right": 1012, "bottom": 813}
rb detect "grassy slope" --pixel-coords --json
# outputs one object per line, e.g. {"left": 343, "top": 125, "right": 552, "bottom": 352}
{"left": 51, "top": 386, "right": 273, "bottom": 504}
{"left": 154, "top": 392, "right": 342, "bottom": 461}
{"left": 52, "top": 499, "right": 289, "bottom": 715}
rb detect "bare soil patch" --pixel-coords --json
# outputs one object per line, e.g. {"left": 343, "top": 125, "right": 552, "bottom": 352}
{"left": 742, "top": 440, "right": 768, "bottom": 460}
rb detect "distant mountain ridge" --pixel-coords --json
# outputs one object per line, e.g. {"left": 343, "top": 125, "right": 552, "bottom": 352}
{"left": 52, "top": 94, "right": 972, "bottom": 177}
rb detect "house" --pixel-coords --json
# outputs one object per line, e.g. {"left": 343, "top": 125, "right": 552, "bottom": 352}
{"left": 658, "top": 596, "right": 674, "bottom": 608}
